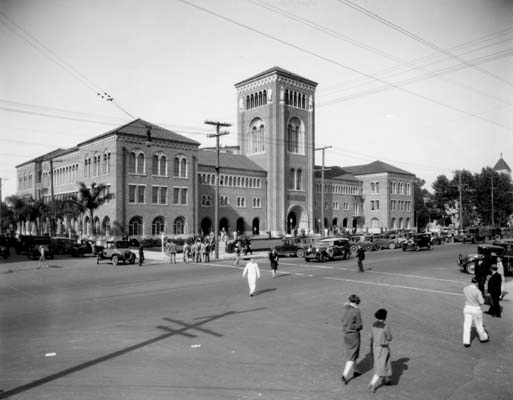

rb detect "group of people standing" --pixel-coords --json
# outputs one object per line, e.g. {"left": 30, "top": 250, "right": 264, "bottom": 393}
{"left": 165, "top": 237, "right": 214, "bottom": 264}
{"left": 341, "top": 294, "right": 393, "bottom": 393}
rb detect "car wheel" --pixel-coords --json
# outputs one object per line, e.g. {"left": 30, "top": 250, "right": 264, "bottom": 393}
{"left": 320, "top": 253, "right": 328, "bottom": 263}
{"left": 465, "top": 261, "right": 476, "bottom": 274}
{"left": 350, "top": 244, "right": 358, "bottom": 254}
{"left": 296, "top": 248, "right": 305, "bottom": 258}
{"left": 388, "top": 243, "right": 396, "bottom": 250}
{"left": 363, "top": 244, "right": 373, "bottom": 252}
{"left": 112, "top": 255, "right": 119, "bottom": 266}
{"left": 374, "top": 244, "right": 382, "bottom": 251}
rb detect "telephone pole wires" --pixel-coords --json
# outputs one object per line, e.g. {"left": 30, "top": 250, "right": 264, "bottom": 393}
{"left": 205, "top": 120, "right": 231, "bottom": 259}
{"left": 315, "top": 146, "right": 332, "bottom": 237}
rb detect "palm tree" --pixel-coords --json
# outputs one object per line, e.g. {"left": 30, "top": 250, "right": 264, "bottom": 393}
{"left": 77, "top": 182, "right": 115, "bottom": 237}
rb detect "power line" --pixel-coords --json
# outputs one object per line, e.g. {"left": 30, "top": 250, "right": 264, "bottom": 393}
{"left": 336, "top": 0, "right": 513, "bottom": 88}
{"left": 177, "top": 0, "right": 513, "bottom": 133}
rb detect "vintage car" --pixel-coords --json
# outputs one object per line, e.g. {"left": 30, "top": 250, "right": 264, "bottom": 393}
{"left": 457, "top": 244, "right": 513, "bottom": 276}
{"left": 349, "top": 235, "right": 377, "bottom": 253}
{"left": 50, "top": 237, "right": 76, "bottom": 255}
{"left": 401, "top": 233, "right": 432, "bottom": 251}
{"left": 15, "top": 235, "right": 55, "bottom": 259}
{"left": 70, "top": 240, "right": 97, "bottom": 257}
{"left": 96, "top": 240, "right": 137, "bottom": 265}
{"left": 365, "top": 234, "right": 403, "bottom": 250}
{"left": 304, "top": 237, "right": 352, "bottom": 262}
{"left": 274, "top": 237, "right": 314, "bottom": 257}
{"left": 0, "top": 236, "right": 10, "bottom": 259}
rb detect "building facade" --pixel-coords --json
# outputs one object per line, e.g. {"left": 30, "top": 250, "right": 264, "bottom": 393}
{"left": 15, "top": 67, "right": 415, "bottom": 239}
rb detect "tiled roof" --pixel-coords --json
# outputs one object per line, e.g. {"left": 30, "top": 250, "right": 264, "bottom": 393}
{"left": 78, "top": 118, "right": 201, "bottom": 147}
{"left": 493, "top": 157, "right": 511, "bottom": 172}
{"left": 342, "top": 160, "right": 414, "bottom": 176}
{"left": 314, "top": 166, "right": 360, "bottom": 182}
{"left": 235, "top": 66, "right": 318, "bottom": 87}
{"left": 198, "top": 150, "right": 266, "bottom": 173}
{"left": 15, "top": 147, "right": 77, "bottom": 168}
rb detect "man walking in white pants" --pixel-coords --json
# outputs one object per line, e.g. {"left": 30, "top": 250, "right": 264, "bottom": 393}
{"left": 242, "top": 257, "right": 260, "bottom": 297}
{"left": 463, "top": 277, "right": 489, "bottom": 347}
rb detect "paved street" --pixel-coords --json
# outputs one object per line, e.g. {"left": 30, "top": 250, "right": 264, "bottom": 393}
{"left": 1, "top": 243, "right": 512, "bottom": 400}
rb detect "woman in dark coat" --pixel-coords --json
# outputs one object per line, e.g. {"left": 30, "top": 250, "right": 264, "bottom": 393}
{"left": 341, "top": 294, "right": 362, "bottom": 384}
{"left": 269, "top": 247, "right": 279, "bottom": 278}
{"left": 368, "top": 308, "right": 393, "bottom": 392}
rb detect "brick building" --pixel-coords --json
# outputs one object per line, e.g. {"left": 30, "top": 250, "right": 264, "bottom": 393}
{"left": 15, "top": 67, "right": 415, "bottom": 239}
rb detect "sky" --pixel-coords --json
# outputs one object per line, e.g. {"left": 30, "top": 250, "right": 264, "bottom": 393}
{"left": 1, "top": 0, "right": 513, "bottom": 199}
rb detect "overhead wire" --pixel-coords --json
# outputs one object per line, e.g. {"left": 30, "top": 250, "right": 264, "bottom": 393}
{"left": 336, "top": 0, "right": 513, "bottom": 88}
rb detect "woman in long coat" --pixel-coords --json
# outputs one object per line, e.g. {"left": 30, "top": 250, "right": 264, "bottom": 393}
{"left": 368, "top": 308, "right": 393, "bottom": 392}
{"left": 341, "top": 294, "right": 363, "bottom": 384}
{"left": 269, "top": 247, "right": 279, "bottom": 278}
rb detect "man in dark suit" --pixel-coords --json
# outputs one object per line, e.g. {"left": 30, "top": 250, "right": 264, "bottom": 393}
{"left": 474, "top": 259, "right": 488, "bottom": 295}
{"left": 487, "top": 265, "right": 502, "bottom": 318}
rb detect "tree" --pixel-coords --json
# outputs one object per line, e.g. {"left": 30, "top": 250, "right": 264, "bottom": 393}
{"left": 473, "top": 168, "right": 513, "bottom": 226}
{"left": 77, "top": 182, "right": 115, "bottom": 237}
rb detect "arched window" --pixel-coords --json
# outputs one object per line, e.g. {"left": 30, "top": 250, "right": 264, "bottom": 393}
{"left": 174, "top": 155, "right": 187, "bottom": 177}
{"left": 152, "top": 152, "right": 167, "bottom": 176}
{"left": 296, "top": 169, "right": 303, "bottom": 190}
{"left": 102, "top": 216, "right": 111, "bottom": 236}
{"left": 136, "top": 152, "right": 144, "bottom": 174}
{"left": 290, "top": 168, "right": 295, "bottom": 189}
{"left": 263, "top": 90, "right": 267, "bottom": 104}
{"left": 247, "top": 118, "right": 264, "bottom": 154}
{"left": 129, "top": 216, "right": 143, "bottom": 236}
{"left": 246, "top": 95, "right": 250, "bottom": 109}
{"left": 173, "top": 217, "right": 185, "bottom": 235}
{"left": 287, "top": 117, "right": 304, "bottom": 154}
{"left": 152, "top": 216, "right": 166, "bottom": 235}
{"left": 84, "top": 216, "right": 91, "bottom": 236}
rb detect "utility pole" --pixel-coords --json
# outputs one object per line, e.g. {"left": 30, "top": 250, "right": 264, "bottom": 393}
{"left": 315, "top": 146, "right": 332, "bottom": 237}
{"left": 205, "top": 120, "right": 231, "bottom": 260}
{"left": 491, "top": 175, "right": 495, "bottom": 227}
{"left": 453, "top": 170, "right": 466, "bottom": 230}
{"left": 49, "top": 159, "right": 56, "bottom": 236}
{"left": 0, "top": 177, "right": 4, "bottom": 234}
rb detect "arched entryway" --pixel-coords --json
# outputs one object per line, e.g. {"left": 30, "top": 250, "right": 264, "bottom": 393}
{"left": 286, "top": 204, "right": 309, "bottom": 235}
{"left": 201, "top": 217, "right": 212, "bottom": 237}
{"left": 252, "top": 218, "right": 260, "bottom": 235}
{"left": 236, "top": 217, "right": 245, "bottom": 235}
{"left": 220, "top": 217, "right": 229, "bottom": 233}
{"left": 342, "top": 218, "right": 348, "bottom": 228}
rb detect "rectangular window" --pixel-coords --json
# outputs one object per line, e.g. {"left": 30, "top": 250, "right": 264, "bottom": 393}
{"left": 181, "top": 188, "right": 187, "bottom": 204}
{"left": 173, "top": 187, "right": 187, "bottom": 205}
{"left": 160, "top": 187, "right": 167, "bottom": 204}
{"left": 137, "top": 185, "right": 145, "bottom": 204}
{"left": 376, "top": 200, "right": 379, "bottom": 210}
{"left": 370, "top": 200, "right": 375, "bottom": 211}
{"left": 129, "top": 184, "right": 136, "bottom": 203}
{"left": 152, "top": 186, "right": 159, "bottom": 204}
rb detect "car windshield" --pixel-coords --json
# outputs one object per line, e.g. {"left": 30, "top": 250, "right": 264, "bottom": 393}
{"left": 116, "top": 241, "right": 129, "bottom": 248}
{"left": 477, "top": 246, "right": 504, "bottom": 256}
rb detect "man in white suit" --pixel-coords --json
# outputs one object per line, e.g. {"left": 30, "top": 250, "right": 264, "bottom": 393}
{"left": 242, "top": 257, "right": 261, "bottom": 297}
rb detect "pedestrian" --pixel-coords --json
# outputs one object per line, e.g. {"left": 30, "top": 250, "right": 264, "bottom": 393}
{"left": 463, "top": 276, "right": 489, "bottom": 347}
{"left": 168, "top": 240, "right": 177, "bottom": 264}
{"left": 195, "top": 239, "right": 202, "bottom": 263}
{"left": 497, "top": 257, "right": 507, "bottom": 299}
{"left": 183, "top": 241, "right": 191, "bottom": 263}
{"left": 341, "top": 294, "right": 363, "bottom": 385}
{"left": 138, "top": 244, "right": 145, "bottom": 266}
{"left": 368, "top": 308, "right": 393, "bottom": 393}
{"left": 234, "top": 242, "right": 242, "bottom": 266}
{"left": 356, "top": 245, "right": 365, "bottom": 272}
{"left": 474, "top": 258, "right": 487, "bottom": 295}
{"left": 242, "top": 257, "right": 261, "bottom": 297}
{"left": 269, "top": 247, "right": 279, "bottom": 278}
{"left": 36, "top": 245, "right": 48, "bottom": 269}
{"left": 486, "top": 265, "right": 502, "bottom": 318}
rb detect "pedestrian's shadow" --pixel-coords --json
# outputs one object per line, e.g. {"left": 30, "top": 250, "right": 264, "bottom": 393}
{"left": 254, "top": 288, "right": 277, "bottom": 296}
{"left": 274, "top": 273, "right": 292, "bottom": 278}
{"left": 390, "top": 357, "right": 409, "bottom": 385}
{"left": 355, "top": 351, "right": 373, "bottom": 376}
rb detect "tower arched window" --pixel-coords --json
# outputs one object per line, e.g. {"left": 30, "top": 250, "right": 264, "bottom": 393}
{"left": 129, "top": 216, "right": 143, "bottom": 236}
{"left": 247, "top": 118, "right": 265, "bottom": 154}
{"left": 174, "top": 155, "right": 188, "bottom": 177}
{"left": 246, "top": 95, "right": 250, "bottom": 109}
{"left": 152, "top": 216, "right": 166, "bottom": 235}
{"left": 287, "top": 117, "right": 305, "bottom": 154}
{"left": 296, "top": 169, "right": 303, "bottom": 190}
{"left": 290, "top": 168, "right": 295, "bottom": 189}
{"left": 174, "top": 217, "right": 185, "bottom": 234}
{"left": 263, "top": 90, "right": 267, "bottom": 104}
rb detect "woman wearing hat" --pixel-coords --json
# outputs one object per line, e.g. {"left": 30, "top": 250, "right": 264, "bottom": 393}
{"left": 341, "top": 294, "right": 363, "bottom": 384}
{"left": 368, "top": 308, "right": 393, "bottom": 392}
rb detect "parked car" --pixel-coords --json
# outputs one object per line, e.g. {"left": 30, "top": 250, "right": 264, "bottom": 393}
{"left": 16, "top": 235, "right": 55, "bottom": 259}
{"left": 96, "top": 240, "right": 137, "bottom": 265}
{"left": 70, "top": 240, "right": 96, "bottom": 257}
{"left": 50, "top": 237, "right": 76, "bottom": 255}
{"left": 274, "top": 237, "right": 314, "bottom": 257}
{"left": 401, "top": 233, "right": 432, "bottom": 251}
{"left": 457, "top": 244, "right": 513, "bottom": 276}
{"left": 365, "top": 234, "right": 401, "bottom": 250}
{"left": 349, "top": 235, "right": 377, "bottom": 253}
{"left": 304, "top": 237, "right": 352, "bottom": 262}
{"left": 0, "top": 236, "right": 10, "bottom": 259}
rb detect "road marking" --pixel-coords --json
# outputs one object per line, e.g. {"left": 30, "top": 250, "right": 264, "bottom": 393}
{"left": 323, "top": 276, "right": 462, "bottom": 296}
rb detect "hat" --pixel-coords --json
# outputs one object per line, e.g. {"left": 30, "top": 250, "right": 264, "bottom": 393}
{"left": 348, "top": 294, "right": 361, "bottom": 304}
{"left": 375, "top": 308, "right": 388, "bottom": 320}
{"left": 491, "top": 265, "right": 498, "bottom": 271}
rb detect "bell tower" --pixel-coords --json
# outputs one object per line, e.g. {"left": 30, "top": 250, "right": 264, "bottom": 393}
{"left": 235, "top": 67, "right": 317, "bottom": 236}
